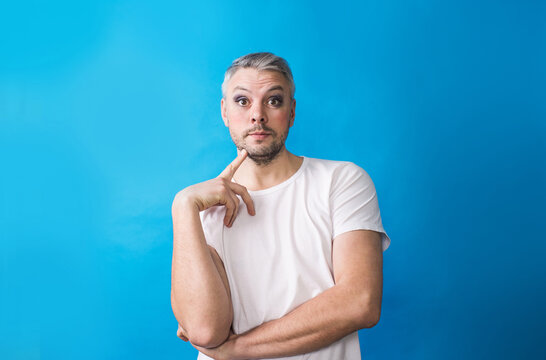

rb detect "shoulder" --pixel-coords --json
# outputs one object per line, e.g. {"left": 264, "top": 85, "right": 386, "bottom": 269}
{"left": 303, "top": 156, "right": 371, "bottom": 182}
{"left": 301, "top": 157, "right": 375, "bottom": 200}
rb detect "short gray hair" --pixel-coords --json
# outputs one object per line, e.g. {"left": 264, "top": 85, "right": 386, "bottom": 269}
{"left": 221, "top": 52, "right": 295, "bottom": 100}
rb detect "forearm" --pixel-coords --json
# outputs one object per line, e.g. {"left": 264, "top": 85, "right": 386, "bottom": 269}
{"left": 232, "top": 284, "right": 376, "bottom": 359}
{"left": 171, "top": 196, "right": 232, "bottom": 347}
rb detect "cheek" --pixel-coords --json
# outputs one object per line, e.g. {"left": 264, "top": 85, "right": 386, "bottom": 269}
{"left": 227, "top": 119, "right": 246, "bottom": 136}
{"left": 228, "top": 103, "right": 246, "bottom": 115}
{"left": 227, "top": 109, "right": 249, "bottom": 125}
{"left": 272, "top": 109, "right": 292, "bottom": 123}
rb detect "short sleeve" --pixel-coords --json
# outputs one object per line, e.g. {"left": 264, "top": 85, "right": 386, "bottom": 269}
{"left": 330, "top": 162, "right": 391, "bottom": 251}
{"left": 199, "top": 208, "right": 225, "bottom": 260}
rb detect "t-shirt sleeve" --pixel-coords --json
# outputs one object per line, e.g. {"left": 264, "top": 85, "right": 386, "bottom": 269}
{"left": 330, "top": 162, "right": 391, "bottom": 251}
{"left": 199, "top": 209, "right": 225, "bottom": 260}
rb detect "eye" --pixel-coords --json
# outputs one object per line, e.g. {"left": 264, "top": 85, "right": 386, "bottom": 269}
{"left": 235, "top": 97, "right": 249, "bottom": 106}
{"left": 268, "top": 96, "right": 283, "bottom": 107}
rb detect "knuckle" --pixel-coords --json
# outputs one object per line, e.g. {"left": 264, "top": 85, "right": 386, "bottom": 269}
{"left": 218, "top": 184, "right": 226, "bottom": 193}
{"left": 219, "top": 179, "right": 229, "bottom": 191}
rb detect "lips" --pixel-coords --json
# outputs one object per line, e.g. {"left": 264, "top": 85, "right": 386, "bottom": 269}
{"left": 248, "top": 132, "right": 271, "bottom": 140}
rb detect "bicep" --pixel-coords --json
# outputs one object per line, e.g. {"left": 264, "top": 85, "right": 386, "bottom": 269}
{"left": 332, "top": 230, "right": 383, "bottom": 324}
{"left": 175, "top": 246, "right": 233, "bottom": 346}
{"left": 208, "top": 245, "right": 233, "bottom": 315}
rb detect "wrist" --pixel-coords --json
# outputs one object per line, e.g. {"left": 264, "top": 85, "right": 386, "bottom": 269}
{"left": 172, "top": 190, "right": 199, "bottom": 213}
{"left": 230, "top": 334, "right": 251, "bottom": 360}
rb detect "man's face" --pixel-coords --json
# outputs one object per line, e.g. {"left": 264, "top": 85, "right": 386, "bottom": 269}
{"left": 221, "top": 68, "right": 295, "bottom": 165}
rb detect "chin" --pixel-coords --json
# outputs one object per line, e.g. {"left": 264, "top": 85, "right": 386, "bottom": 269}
{"left": 245, "top": 146, "right": 271, "bottom": 157}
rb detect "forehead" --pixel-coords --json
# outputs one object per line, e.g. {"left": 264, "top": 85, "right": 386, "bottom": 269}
{"left": 227, "top": 68, "right": 288, "bottom": 94}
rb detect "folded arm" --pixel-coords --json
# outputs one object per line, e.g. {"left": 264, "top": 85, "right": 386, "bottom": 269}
{"left": 171, "top": 198, "right": 233, "bottom": 348}
{"left": 194, "top": 229, "right": 383, "bottom": 360}
{"left": 171, "top": 150, "right": 255, "bottom": 349}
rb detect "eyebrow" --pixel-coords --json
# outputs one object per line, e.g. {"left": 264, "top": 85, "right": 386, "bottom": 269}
{"left": 233, "top": 85, "right": 285, "bottom": 93}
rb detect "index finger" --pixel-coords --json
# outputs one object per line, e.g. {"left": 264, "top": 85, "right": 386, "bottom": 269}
{"left": 218, "top": 149, "right": 248, "bottom": 179}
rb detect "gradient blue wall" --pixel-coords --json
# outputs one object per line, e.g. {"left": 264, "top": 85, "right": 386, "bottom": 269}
{"left": 1, "top": 1, "right": 544, "bottom": 359}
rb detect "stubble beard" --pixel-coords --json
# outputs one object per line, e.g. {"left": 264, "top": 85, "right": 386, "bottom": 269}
{"left": 229, "top": 121, "right": 291, "bottom": 167}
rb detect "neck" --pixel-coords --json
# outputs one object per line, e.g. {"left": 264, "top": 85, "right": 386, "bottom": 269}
{"left": 233, "top": 147, "right": 304, "bottom": 191}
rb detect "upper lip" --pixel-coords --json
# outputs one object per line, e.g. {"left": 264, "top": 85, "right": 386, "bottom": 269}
{"left": 249, "top": 132, "right": 270, "bottom": 135}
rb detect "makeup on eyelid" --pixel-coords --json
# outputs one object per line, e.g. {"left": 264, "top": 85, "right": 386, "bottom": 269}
{"left": 233, "top": 95, "right": 283, "bottom": 106}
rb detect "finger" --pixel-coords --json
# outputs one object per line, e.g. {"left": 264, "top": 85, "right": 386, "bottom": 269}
{"left": 229, "top": 182, "right": 255, "bottom": 216}
{"left": 227, "top": 191, "right": 240, "bottom": 227}
{"left": 223, "top": 196, "right": 235, "bottom": 227}
{"left": 231, "top": 193, "right": 240, "bottom": 227}
{"left": 218, "top": 149, "right": 248, "bottom": 180}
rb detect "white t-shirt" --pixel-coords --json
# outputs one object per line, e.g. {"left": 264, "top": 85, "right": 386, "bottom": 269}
{"left": 198, "top": 156, "right": 390, "bottom": 360}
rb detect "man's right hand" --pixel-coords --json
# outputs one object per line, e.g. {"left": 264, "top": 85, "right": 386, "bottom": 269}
{"left": 173, "top": 149, "right": 255, "bottom": 227}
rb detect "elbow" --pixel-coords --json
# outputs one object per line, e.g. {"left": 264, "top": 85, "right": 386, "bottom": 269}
{"left": 187, "top": 326, "right": 230, "bottom": 348}
{"left": 171, "top": 311, "right": 230, "bottom": 348}
{"left": 171, "top": 296, "right": 230, "bottom": 348}
{"left": 170, "top": 290, "right": 232, "bottom": 348}
{"left": 359, "top": 307, "right": 381, "bottom": 328}
{"left": 355, "top": 294, "right": 382, "bottom": 329}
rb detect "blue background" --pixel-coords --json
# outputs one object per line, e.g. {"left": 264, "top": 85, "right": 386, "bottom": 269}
{"left": 1, "top": 0, "right": 544, "bottom": 359}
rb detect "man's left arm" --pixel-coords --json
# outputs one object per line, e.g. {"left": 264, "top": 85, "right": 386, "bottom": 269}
{"left": 194, "top": 229, "right": 383, "bottom": 360}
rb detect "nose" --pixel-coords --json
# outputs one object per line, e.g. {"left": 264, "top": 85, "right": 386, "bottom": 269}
{"left": 251, "top": 102, "right": 267, "bottom": 124}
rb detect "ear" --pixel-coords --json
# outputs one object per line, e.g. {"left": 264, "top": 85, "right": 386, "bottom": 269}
{"left": 221, "top": 98, "right": 228, "bottom": 127}
{"left": 289, "top": 98, "right": 296, "bottom": 127}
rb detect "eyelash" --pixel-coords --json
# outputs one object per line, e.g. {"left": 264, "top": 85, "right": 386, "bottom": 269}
{"left": 235, "top": 96, "right": 283, "bottom": 107}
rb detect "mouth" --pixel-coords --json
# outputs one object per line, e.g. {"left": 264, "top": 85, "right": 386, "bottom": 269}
{"left": 248, "top": 132, "right": 271, "bottom": 140}
{"left": 249, "top": 132, "right": 270, "bottom": 135}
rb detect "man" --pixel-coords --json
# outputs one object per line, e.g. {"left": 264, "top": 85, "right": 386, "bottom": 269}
{"left": 171, "top": 52, "right": 391, "bottom": 359}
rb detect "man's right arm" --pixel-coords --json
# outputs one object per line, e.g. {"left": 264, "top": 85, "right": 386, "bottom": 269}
{"left": 171, "top": 197, "right": 233, "bottom": 348}
{"left": 170, "top": 149, "right": 254, "bottom": 349}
